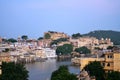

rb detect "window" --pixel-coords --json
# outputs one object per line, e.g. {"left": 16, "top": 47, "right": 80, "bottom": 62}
{"left": 110, "top": 55, "right": 113, "bottom": 58}
{"left": 107, "top": 55, "right": 113, "bottom": 58}
{"left": 107, "top": 63, "right": 110, "bottom": 66}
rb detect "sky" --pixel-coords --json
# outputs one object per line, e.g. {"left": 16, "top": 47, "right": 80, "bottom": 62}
{"left": 0, "top": 0, "right": 120, "bottom": 39}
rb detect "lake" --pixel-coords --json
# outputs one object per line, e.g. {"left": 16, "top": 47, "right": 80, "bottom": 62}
{"left": 26, "top": 59, "right": 80, "bottom": 80}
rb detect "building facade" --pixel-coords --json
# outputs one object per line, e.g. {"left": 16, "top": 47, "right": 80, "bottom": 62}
{"left": 70, "top": 37, "right": 113, "bottom": 51}
{"left": 44, "top": 31, "right": 69, "bottom": 40}
{"left": 0, "top": 37, "right": 2, "bottom": 43}
{"left": 72, "top": 52, "right": 120, "bottom": 72}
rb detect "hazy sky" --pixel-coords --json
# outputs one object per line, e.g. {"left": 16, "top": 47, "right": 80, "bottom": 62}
{"left": 0, "top": 0, "right": 120, "bottom": 39}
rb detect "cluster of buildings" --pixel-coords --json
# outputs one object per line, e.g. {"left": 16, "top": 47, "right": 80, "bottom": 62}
{"left": 0, "top": 37, "right": 57, "bottom": 75}
{"left": 0, "top": 31, "right": 114, "bottom": 64}
{"left": 0, "top": 39, "right": 57, "bottom": 62}
{"left": 37, "top": 31, "right": 69, "bottom": 48}
{"left": 70, "top": 37, "right": 113, "bottom": 52}
{"left": 72, "top": 48, "right": 120, "bottom": 80}
{"left": 0, "top": 31, "right": 117, "bottom": 76}
{"left": 40, "top": 31, "right": 113, "bottom": 52}
{"left": 72, "top": 50, "right": 120, "bottom": 72}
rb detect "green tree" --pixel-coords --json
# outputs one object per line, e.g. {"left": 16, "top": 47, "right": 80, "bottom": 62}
{"left": 0, "top": 62, "right": 29, "bottom": 80}
{"left": 84, "top": 61, "right": 105, "bottom": 80}
{"left": 44, "top": 33, "right": 51, "bottom": 39}
{"left": 72, "top": 33, "right": 82, "bottom": 39}
{"left": 107, "top": 46, "right": 114, "bottom": 50}
{"left": 51, "top": 65, "right": 77, "bottom": 80}
{"left": 83, "top": 30, "right": 120, "bottom": 45}
{"left": 56, "top": 46, "right": 63, "bottom": 55}
{"left": 75, "top": 46, "right": 91, "bottom": 54}
{"left": 94, "top": 47, "right": 101, "bottom": 50}
{"left": 38, "top": 37, "right": 43, "bottom": 40}
{"left": 8, "top": 38, "right": 17, "bottom": 43}
{"left": 106, "top": 71, "right": 120, "bottom": 80}
{"left": 50, "top": 38, "right": 68, "bottom": 46}
{"left": 21, "top": 35, "right": 28, "bottom": 40}
{"left": 56, "top": 44, "right": 73, "bottom": 55}
{"left": 3, "top": 48, "right": 9, "bottom": 52}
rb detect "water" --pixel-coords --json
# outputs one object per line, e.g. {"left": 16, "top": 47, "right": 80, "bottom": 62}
{"left": 26, "top": 59, "right": 80, "bottom": 80}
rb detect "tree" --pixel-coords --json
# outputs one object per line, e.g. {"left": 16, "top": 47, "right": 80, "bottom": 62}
{"left": 94, "top": 47, "right": 101, "bottom": 50}
{"left": 0, "top": 62, "right": 29, "bottom": 80}
{"left": 56, "top": 44, "right": 73, "bottom": 55}
{"left": 51, "top": 65, "right": 77, "bottom": 80}
{"left": 75, "top": 46, "right": 91, "bottom": 54}
{"left": 106, "top": 71, "right": 120, "bottom": 80}
{"left": 83, "top": 30, "right": 120, "bottom": 45}
{"left": 84, "top": 61, "right": 105, "bottom": 80}
{"left": 107, "top": 46, "right": 114, "bottom": 50}
{"left": 48, "top": 31, "right": 57, "bottom": 33}
{"left": 44, "top": 33, "right": 51, "bottom": 39}
{"left": 3, "top": 48, "right": 9, "bottom": 52}
{"left": 72, "top": 33, "right": 82, "bottom": 39}
{"left": 50, "top": 38, "right": 68, "bottom": 46}
{"left": 56, "top": 46, "right": 63, "bottom": 55}
{"left": 38, "top": 37, "right": 43, "bottom": 40}
{"left": 21, "top": 35, "right": 28, "bottom": 40}
{"left": 8, "top": 38, "right": 17, "bottom": 43}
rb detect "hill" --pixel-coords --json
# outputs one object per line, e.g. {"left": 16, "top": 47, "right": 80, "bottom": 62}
{"left": 83, "top": 30, "right": 120, "bottom": 45}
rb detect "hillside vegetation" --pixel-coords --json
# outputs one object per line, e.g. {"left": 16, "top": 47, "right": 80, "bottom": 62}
{"left": 83, "top": 30, "right": 120, "bottom": 45}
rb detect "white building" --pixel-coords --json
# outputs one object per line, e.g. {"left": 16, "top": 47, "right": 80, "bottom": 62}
{"left": 43, "top": 48, "right": 57, "bottom": 58}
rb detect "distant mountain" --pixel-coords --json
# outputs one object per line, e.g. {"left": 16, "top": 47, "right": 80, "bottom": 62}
{"left": 83, "top": 30, "right": 120, "bottom": 45}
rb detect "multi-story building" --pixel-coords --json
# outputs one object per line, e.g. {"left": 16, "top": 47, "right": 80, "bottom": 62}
{"left": 34, "top": 48, "right": 57, "bottom": 59}
{"left": 0, "top": 52, "right": 11, "bottom": 62}
{"left": 70, "top": 37, "right": 99, "bottom": 49}
{"left": 0, "top": 37, "right": 2, "bottom": 43}
{"left": 38, "top": 39, "right": 52, "bottom": 48}
{"left": 0, "top": 52, "right": 11, "bottom": 75}
{"left": 78, "top": 37, "right": 99, "bottom": 48}
{"left": 72, "top": 51, "right": 120, "bottom": 72}
{"left": 34, "top": 49, "right": 47, "bottom": 58}
{"left": 43, "top": 48, "right": 57, "bottom": 58}
{"left": 102, "top": 52, "right": 120, "bottom": 72}
{"left": 44, "top": 31, "right": 69, "bottom": 40}
{"left": 96, "top": 38, "right": 113, "bottom": 49}
{"left": 70, "top": 37, "right": 113, "bottom": 51}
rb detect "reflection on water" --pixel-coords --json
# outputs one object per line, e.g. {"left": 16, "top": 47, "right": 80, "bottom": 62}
{"left": 26, "top": 59, "right": 80, "bottom": 80}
